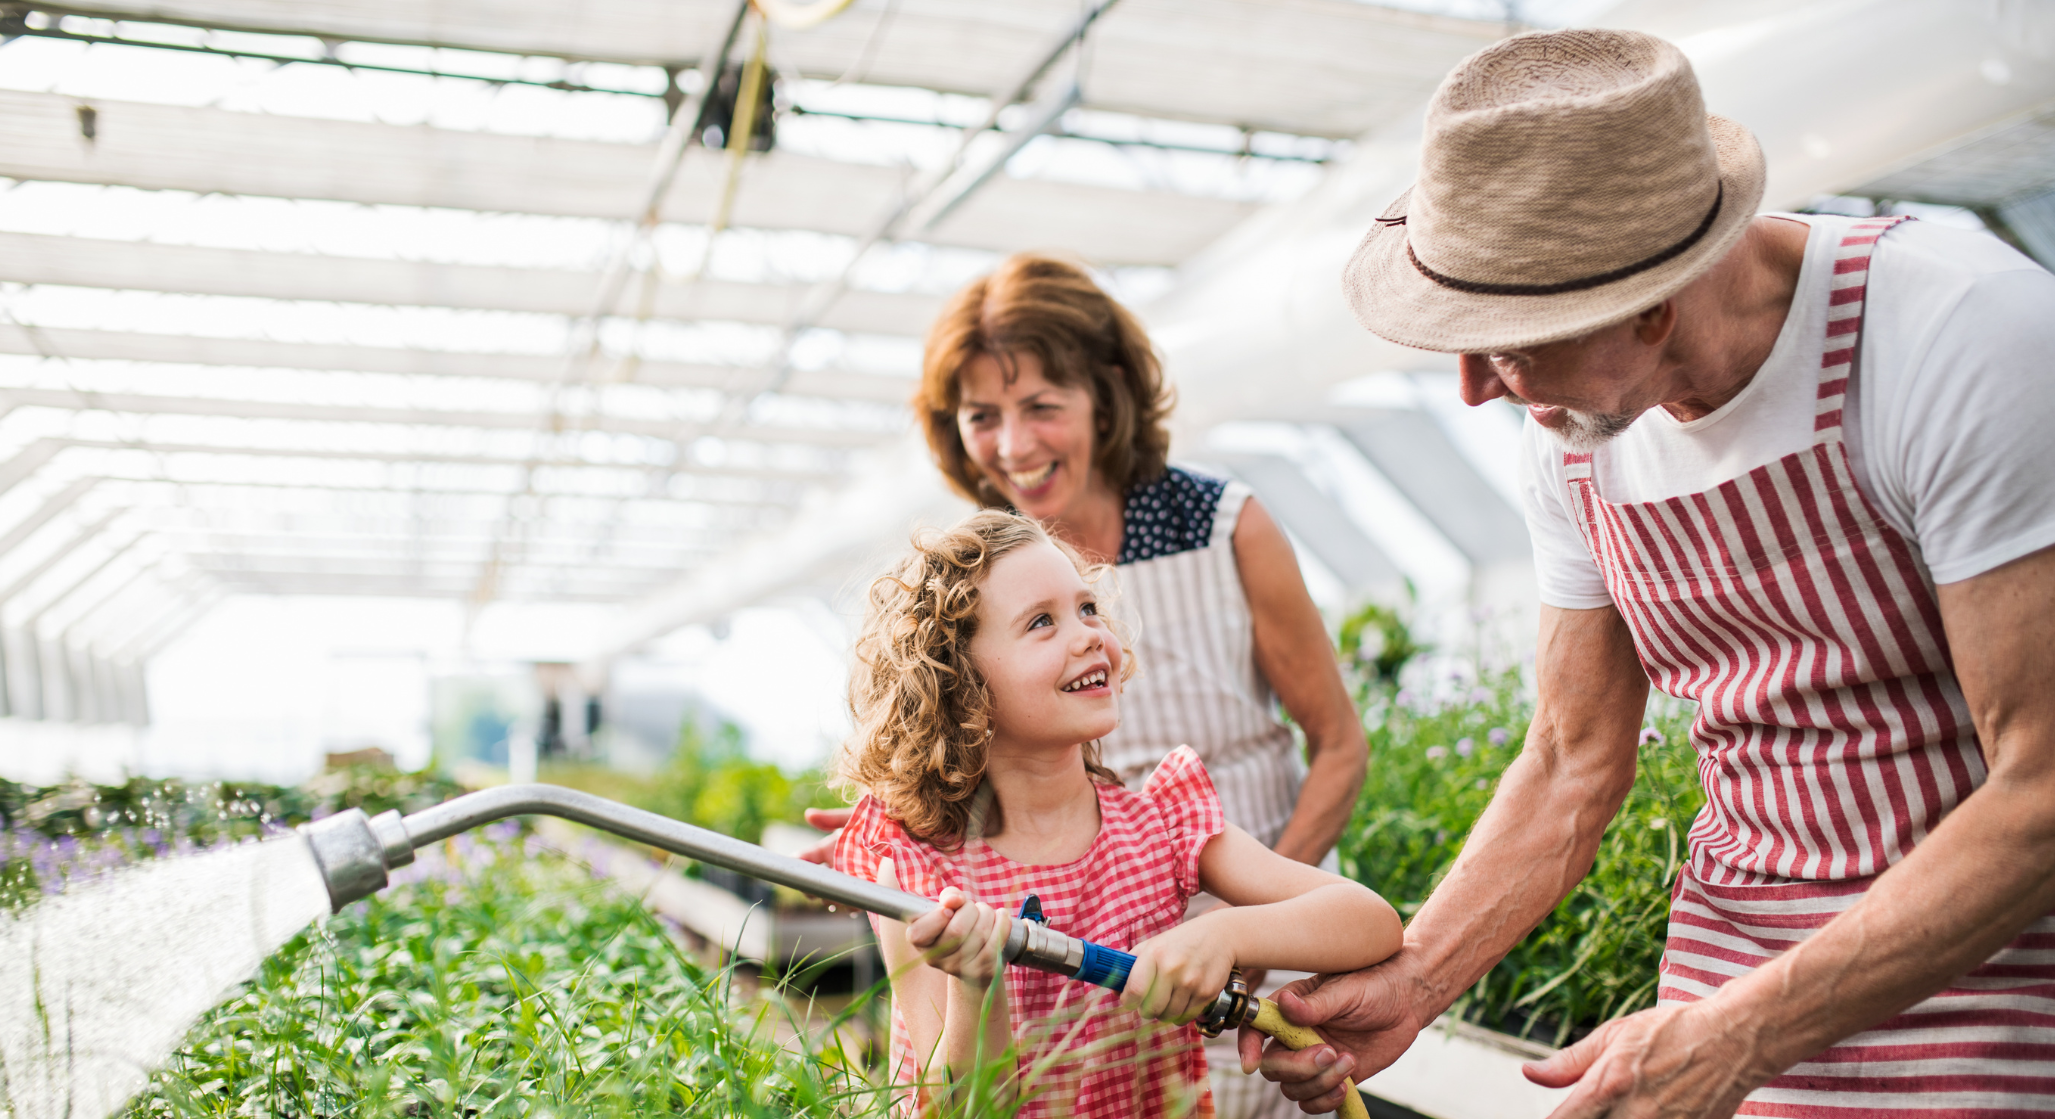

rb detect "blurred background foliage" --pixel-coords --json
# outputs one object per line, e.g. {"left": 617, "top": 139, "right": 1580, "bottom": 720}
{"left": 541, "top": 716, "right": 839, "bottom": 847}
{"left": 1332, "top": 602, "right": 1705, "bottom": 1046}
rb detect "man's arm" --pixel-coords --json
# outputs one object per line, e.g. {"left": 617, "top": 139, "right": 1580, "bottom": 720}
{"left": 1521, "top": 544, "right": 2055, "bottom": 1118}
{"left": 1246, "top": 603, "right": 1648, "bottom": 1110}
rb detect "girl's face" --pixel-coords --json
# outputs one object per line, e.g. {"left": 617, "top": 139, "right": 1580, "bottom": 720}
{"left": 955, "top": 352, "right": 1106, "bottom": 520}
{"left": 969, "top": 541, "right": 1123, "bottom": 751}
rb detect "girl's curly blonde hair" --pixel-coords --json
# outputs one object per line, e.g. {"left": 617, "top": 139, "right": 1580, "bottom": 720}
{"left": 838, "top": 509, "right": 1130, "bottom": 848}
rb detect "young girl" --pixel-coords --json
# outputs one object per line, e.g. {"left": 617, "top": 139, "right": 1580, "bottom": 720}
{"left": 834, "top": 510, "right": 1402, "bottom": 1117}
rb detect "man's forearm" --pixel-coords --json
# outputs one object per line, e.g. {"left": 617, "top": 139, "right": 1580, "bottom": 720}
{"left": 1398, "top": 734, "right": 1637, "bottom": 1021}
{"left": 1396, "top": 604, "right": 1648, "bottom": 1024}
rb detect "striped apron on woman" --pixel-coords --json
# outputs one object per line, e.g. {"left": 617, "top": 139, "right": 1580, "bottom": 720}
{"left": 1101, "top": 474, "right": 1313, "bottom": 1119}
{"left": 1565, "top": 215, "right": 2055, "bottom": 1114}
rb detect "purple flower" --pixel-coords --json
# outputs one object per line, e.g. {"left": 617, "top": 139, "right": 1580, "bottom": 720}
{"left": 1639, "top": 727, "right": 1665, "bottom": 746}
{"left": 1455, "top": 738, "right": 1475, "bottom": 759}
{"left": 1488, "top": 728, "right": 1510, "bottom": 746}
{"left": 1469, "top": 687, "right": 1493, "bottom": 705}
{"left": 1395, "top": 689, "right": 1415, "bottom": 708}
{"left": 1425, "top": 746, "right": 1449, "bottom": 761}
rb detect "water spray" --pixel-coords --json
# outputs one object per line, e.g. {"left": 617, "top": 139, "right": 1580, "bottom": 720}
{"left": 303, "top": 785, "right": 1370, "bottom": 1118}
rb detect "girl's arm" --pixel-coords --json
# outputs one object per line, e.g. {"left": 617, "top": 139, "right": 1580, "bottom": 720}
{"left": 1123, "top": 826, "right": 1403, "bottom": 1024}
{"left": 875, "top": 860, "right": 1017, "bottom": 1107}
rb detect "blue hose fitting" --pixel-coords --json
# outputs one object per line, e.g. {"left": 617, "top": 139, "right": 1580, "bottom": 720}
{"left": 1072, "top": 940, "right": 1136, "bottom": 990}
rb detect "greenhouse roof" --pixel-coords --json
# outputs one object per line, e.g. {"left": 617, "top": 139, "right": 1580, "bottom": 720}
{"left": 0, "top": 0, "right": 1503, "bottom": 686}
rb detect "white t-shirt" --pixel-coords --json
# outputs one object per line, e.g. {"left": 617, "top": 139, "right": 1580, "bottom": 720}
{"left": 1523, "top": 213, "right": 2055, "bottom": 610}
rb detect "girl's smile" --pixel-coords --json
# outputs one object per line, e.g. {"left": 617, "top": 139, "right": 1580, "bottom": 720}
{"left": 970, "top": 541, "right": 1123, "bottom": 750}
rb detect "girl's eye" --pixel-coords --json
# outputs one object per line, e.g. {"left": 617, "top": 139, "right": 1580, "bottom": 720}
{"left": 1027, "top": 613, "right": 1053, "bottom": 630}
{"left": 1080, "top": 602, "right": 1098, "bottom": 617}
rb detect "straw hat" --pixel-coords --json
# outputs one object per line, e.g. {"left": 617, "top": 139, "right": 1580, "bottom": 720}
{"left": 1342, "top": 29, "right": 1765, "bottom": 353}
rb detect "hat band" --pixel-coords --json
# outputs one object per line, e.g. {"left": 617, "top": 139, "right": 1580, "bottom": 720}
{"left": 1406, "top": 182, "right": 1725, "bottom": 297}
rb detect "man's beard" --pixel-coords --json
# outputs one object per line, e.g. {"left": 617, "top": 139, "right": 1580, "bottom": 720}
{"left": 1547, "top": 408, "right": 1638, "bottom": 452}
{"left": 1506, "top": 395, "right": 1638, "bottom": 453}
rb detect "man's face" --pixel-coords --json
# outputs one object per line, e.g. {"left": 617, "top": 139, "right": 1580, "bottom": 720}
{"left": 1456, "top": 311, "right": 1668, "bottom": 452}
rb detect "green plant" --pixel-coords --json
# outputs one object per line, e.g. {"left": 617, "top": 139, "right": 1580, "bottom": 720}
{"left": 124, "top": 829, "right": 901, "bottom": 1118}
{"left": 2, "top": 768, "right": 463, "bottom": 909}
{"left": 1336, "top": 600, "right": 1428, "bottom": 688}
{"left": 1337, "top": 648, "right": 1704, "bottom": 1045}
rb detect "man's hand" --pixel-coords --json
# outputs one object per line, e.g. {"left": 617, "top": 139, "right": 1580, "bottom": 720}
{"left": 1520, "top": 1001, "right": 1766, "bottom": 1119}
{"left": 1238, "top": 953, "right": 1433, "bottom": 1113}
{"left": 797, "top": 807, "right": 851, "bottom": 865}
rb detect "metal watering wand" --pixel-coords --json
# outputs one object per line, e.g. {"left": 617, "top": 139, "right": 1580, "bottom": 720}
{"left": 303, "top": 785, "right": 1370, "bottom": 1119}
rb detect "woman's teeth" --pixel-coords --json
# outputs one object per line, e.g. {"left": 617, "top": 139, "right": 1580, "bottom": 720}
{"left": 1007, "top": 463, "right": 1056, "bottom": 490}
{"left": 1062, "top": 669, "right": 1108, "bottom": 693}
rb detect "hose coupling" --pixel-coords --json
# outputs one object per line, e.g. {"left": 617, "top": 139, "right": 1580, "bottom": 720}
{"left": 1196, "top": 970, "right": 1258, "bottom": 1038}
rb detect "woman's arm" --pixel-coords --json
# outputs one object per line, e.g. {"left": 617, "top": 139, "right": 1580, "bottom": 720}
{"left": 1123, "top": 825, "right": 1402, "bottom": 1023}
{"left": 1234, "top": 498, "right": 1369, "bottom": 866}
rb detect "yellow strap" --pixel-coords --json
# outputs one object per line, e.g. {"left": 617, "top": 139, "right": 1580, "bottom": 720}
{"left": 1250, "top": 999, "right": 1370, "bottom": 1119}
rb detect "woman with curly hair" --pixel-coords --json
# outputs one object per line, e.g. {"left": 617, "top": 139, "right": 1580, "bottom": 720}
{"left": 808, "top": 253, "right": 1372, "bottom": 1117}
{"left": 831, "top": 510, "right": 1399, "bottom": 1119}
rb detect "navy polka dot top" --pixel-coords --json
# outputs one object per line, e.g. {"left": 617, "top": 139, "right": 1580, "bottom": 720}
{"left": 1117, "top": 466, "right": 1228, "bottom": 565}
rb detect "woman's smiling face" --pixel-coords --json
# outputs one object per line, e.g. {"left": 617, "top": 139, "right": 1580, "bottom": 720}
{"left": 969, "top": 540, "right": 1123, "bottom": 751}
{"left": 955, "top": 351, "right": 1102, "bottom": 520}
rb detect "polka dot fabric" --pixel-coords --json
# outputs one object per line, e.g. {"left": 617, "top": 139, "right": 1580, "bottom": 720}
{"left": 834, "top": 747, "right": 1225, "bottom": 1119}
{"left": 1118, "top": 467, "right": 1228, "bottom": 565}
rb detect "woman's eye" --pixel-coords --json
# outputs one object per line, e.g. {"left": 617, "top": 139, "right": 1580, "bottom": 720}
{"left": 1027, "top": 613, "right": 1053, "bottom": 630}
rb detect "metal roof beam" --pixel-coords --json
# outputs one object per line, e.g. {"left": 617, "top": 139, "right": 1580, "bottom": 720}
{"left": 0, "top": 231, "right": 944, "bottom": 337}
{"left": 0, "top": 384, "right": 900, "bottom": 446}
{"left": 193, "top": 570, "right": 657, "bottom": 603}
{"left": 0, "top": 437, "right": 838, "bottom": 484}
{"left": 32, "top": 0, "right": 1497, "bottom": 138}
{"left": 0, "top": 322, "right": 920, "bottom": 403}
{"left": 0, "top": 90, "right": 1255, "bottom": 265}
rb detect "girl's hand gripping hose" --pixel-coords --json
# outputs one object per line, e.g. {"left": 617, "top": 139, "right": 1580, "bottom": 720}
{"left": 1009, "top": 896, "right": 1372, "bottom": 1119}
{"left": 302, "top": 787, "right": 1370, "bottom": 1119}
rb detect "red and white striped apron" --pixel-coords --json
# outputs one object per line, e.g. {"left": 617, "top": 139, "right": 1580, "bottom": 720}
{"left": 1566, "top": 215, "right": 2055, "bottom": 1115}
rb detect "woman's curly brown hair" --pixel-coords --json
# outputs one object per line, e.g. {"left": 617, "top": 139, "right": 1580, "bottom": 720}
{"left": 838, "top": 509, "right": 1131, "bottom": 848}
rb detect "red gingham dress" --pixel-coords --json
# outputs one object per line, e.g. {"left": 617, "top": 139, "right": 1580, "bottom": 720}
{"left": 835, "top": 745, "right": 1223, "bottom": 1119}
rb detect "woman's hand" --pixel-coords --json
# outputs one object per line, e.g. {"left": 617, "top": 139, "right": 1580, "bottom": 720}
{"left": 905, "top": 887, "right": 1011, "bottom": 988}
{"left": 795, "top": 807, "right": 851, "bottom": 865}
{"left": 1124, "top": 919, "right": 1235, "bottom": 1025}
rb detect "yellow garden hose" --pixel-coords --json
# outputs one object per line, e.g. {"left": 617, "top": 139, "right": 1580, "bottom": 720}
{"left": 1251, "top": 999, "right": 1371, "bottom": 1119}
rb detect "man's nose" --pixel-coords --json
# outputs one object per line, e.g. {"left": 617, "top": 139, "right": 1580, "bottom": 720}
{"left": 1458, "top": 354, "right": 1511, "bottom": 407}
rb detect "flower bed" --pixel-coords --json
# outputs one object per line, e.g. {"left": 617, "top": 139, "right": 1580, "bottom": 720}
{"left": 2, "top": 770, "right": 914, "bottom": 1118}
{"left": 1336, "top": 609, "right": 1705, "bottom": 1046}
{"left": 125, "top": 828, "right": 884, "bottom": 1118}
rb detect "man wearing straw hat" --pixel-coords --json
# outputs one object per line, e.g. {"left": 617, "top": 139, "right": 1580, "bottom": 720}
{"left": 1248, "top": 27, "right": 2055, "bottom": 1119}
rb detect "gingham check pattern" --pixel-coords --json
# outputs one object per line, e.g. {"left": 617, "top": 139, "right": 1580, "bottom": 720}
{"left": 836, "top": 745, "right": 1224, "bottom": 1119}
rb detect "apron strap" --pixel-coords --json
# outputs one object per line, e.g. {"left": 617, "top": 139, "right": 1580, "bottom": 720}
{"left": 1815, "top": 215, "right": 1914, "bottom": 446}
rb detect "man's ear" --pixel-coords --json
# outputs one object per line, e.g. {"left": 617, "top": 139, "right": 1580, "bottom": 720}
{"left": 1633, "top": 300, "right": 1678, "bottom": 347}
